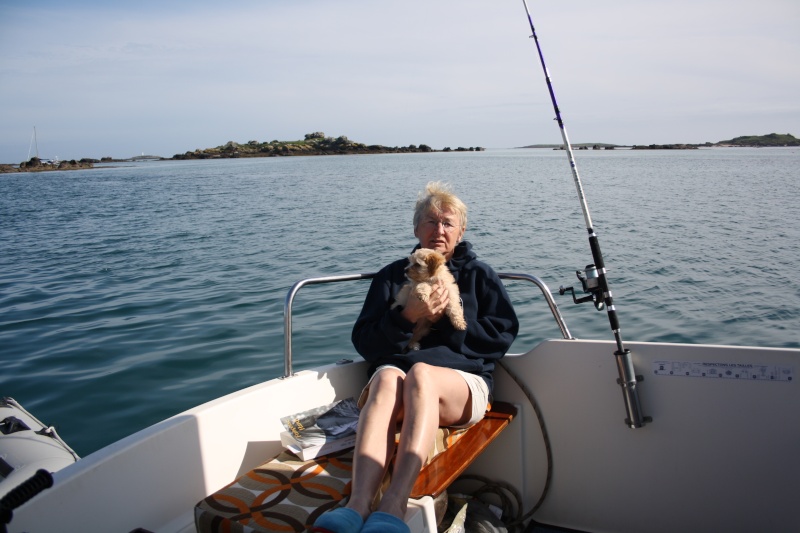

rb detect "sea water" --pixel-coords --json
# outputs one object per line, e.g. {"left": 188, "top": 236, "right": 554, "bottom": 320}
{"left": 1, "top": 148, "right": 799, "bottom": 455}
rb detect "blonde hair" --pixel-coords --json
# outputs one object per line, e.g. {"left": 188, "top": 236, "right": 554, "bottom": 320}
{"left": 413, "top": 181, "right": 467, "bottom": 230}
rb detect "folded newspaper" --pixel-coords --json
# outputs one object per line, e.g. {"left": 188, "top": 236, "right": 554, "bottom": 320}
{"left": 280, "top": 397, "right": 360, "bottom": 448}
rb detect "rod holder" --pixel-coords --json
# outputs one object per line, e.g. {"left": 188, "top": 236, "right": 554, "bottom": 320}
{"left": 615, "top": 349, "right": 652, "bottom": 428}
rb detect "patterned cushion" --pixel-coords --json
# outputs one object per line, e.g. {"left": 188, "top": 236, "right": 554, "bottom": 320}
{"left": 195, "top": 427, "right": 467, "bottom": 533}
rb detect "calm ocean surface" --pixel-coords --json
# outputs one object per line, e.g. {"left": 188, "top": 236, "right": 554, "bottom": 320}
{"left": 2, "top": 148, "right": 799, "bottom": 455}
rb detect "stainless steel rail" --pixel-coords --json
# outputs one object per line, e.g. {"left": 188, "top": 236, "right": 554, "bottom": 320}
{"left": 497, "top": 272, "right": 572, "bottom": 341}
{"left": 282, "top": 272, "right": 572, "bottom": 377}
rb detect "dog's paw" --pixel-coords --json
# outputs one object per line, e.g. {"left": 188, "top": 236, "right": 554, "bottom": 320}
{"left": 408, "top": 341, "right": 421, "bottom": 351}
{"left": 452, "top": 317, "right": 467, "bottom": 330}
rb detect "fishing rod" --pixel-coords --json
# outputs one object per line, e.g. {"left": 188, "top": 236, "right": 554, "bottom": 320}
{"left": 520, "top": 0, "right": 650, "bottom": 428}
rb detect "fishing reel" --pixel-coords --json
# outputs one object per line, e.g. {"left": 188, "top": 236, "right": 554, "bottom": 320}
{"left": 559, "top": 264, "right": 606, "bottom": 311}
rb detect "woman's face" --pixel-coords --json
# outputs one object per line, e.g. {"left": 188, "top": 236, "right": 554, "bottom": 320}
{"left": 414, "top": 207, "right": 465, "bottom": 261}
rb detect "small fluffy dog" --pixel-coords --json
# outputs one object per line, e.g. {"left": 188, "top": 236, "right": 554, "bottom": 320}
{"left": 393, "top": 248, "right": 467, "bottom": 351}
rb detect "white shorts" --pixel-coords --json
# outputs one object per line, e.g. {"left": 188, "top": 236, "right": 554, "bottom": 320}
{"left": 358, "top": 364, "right": 490, "bottom": 428}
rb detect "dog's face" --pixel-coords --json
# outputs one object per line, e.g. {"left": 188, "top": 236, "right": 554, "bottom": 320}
{"left": 405, "top": 248, "right": 446, "bottom": 283}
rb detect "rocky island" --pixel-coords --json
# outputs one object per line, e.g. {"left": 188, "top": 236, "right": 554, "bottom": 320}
{"left": 632, "top": 133, "right": 799, "bottom": 149}
{"left": 172, "top": 132, "right": 483, "bottom": 160}
{"left": 715, "top": 133, "right": 799, "bottom": 147}
{"left": 521, "top": 133, "right": 799, "bottom": 150}
{"left": 0, "top": 133, "right": 485, "bottom": 173}
{"left": 0, "top": 157, "right": 95, "bottom": 173}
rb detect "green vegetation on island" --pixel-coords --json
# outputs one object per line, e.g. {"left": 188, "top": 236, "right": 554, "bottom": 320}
{"left": 521, "top": 133, "right": 799, "bottom": 150}
{"left": 716, "top": 133, "right": 799, "bottom": 147}
{"left": 172, "top": 132, "right": 484, "bottom": 160}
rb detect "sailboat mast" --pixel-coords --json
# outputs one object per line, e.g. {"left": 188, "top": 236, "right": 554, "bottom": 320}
{"left": 27, "top": 126, "right": 40, "bottom": 160}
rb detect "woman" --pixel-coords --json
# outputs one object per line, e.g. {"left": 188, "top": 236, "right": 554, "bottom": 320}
{"left": 313, "top": 182, "right": 519, "bottom": 533}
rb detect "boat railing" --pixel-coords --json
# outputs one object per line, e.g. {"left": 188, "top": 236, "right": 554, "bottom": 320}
{"left": 283, "top": 272, "right": 572, "bottom": 377}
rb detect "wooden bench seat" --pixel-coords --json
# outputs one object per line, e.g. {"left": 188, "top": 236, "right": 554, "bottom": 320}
{"left": 410, "top": 401, "right": 517, "bottom": 499}
{"left": 195, "top": 402, "right": 517, "bottom": 532}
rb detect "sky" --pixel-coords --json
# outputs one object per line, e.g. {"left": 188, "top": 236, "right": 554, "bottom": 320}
{"left": 1, "top": 0, "right": 798, "bottom": 163}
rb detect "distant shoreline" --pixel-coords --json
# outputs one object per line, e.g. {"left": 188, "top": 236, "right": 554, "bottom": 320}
{"left": 2, "top": 133, "right": 796, "bottom": 172}
{"left": 520, "top": 133, "right": 800, "bottom": 150}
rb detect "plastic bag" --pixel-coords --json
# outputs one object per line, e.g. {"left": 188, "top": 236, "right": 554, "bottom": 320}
{"left": 442, "top": 494, "right": 507, "bottom": 533}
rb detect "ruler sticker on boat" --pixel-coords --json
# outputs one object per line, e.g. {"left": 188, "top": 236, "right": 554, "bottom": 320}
{"left": 653, "top": 361, "right": 794, "bottom": 382}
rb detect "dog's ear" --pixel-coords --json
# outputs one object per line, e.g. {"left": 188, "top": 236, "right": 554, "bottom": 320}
{"left": 425, "top": 252, "right": 445, "bottom": 274}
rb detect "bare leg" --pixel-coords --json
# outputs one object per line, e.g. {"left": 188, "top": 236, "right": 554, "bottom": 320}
{"left": 345, "top": 368, "right": 405, "bottom": 520}
{"left": 375, "top": 363, "right": 472, "bottom": 519}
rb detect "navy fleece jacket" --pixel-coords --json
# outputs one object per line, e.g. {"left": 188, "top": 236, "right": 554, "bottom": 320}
{"left": 351, "top": 241, "right": 519, "bottom": 393}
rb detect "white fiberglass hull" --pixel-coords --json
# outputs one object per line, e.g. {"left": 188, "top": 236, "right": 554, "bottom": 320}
{"left": 10, "top": 339, "right": 800, "bottom": 533}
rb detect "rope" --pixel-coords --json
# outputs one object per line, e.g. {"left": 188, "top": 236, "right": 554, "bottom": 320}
{"left": 0, "top": 469, "right": 54, "bottom": 532}
{"left": 450, "top": 359, "right": 553, "bottom": 531}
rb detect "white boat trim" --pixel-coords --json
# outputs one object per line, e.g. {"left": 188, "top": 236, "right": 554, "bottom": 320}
{"left": 9, "top": 336, "right": 799, "bottom": 532}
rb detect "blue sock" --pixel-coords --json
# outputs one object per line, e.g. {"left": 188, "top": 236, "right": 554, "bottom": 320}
{"left": 312, "top": 507, "right": 364, "bottom": 533}
{"left": 361, "top": 511, "right": 410, "bottom": 533}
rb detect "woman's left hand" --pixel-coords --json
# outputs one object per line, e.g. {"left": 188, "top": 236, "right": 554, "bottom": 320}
{"left": 402, "top": 283, "right": 449, "bottom": 324}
